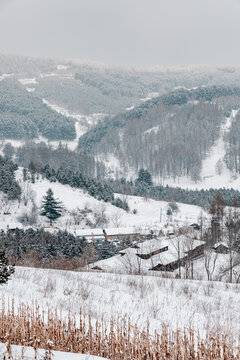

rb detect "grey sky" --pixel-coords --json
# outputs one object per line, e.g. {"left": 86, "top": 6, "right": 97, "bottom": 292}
{"left": 0, "top": 0, "right": 239, "bottom": 66}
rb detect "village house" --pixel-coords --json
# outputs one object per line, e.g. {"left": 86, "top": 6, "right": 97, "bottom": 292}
{"left": 213, "top": 242, "right": 229, "bottom": 254}
{"left": 90, "top": 235, "right": 206, "bottom": 274}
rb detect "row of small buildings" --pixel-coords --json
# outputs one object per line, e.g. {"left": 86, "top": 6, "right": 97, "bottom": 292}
{"left": 89, "top": 234, "right": 206, "bottom": 274}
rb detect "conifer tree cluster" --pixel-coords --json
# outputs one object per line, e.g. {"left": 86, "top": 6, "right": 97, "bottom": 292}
{"left": 108, "top": 175, "right": 240, "bottom": 208}
{"left": 23, "top": 164, "right": 114, "bottom": 203}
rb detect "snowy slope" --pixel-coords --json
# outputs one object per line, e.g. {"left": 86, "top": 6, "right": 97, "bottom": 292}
{"left": 1, "top": 266, "right": 240, "bottom": 338}
{"left": 0, "top": 169, "right": 209, "bottom": 234}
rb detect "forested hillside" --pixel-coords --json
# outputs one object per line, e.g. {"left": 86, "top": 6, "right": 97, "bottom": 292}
{"left": 0, "top": 54, "right": 56, "bottom": 74}
{"left": 78, "top": 86, "right": 240, "bottom": 182}
{"left": 16, "top": 142, "right": 103, "bottom": 178}
{"left": 3, "top": 54, "right": 240, "bottom": 188}
{"left": 4, "top": 54, "right": 240, "bottom": 117}
{"left": 0, "top": 79, "right": 75, "bottom": 140}
{"left": 225, "top": 110, "right": 240, "bottom": 173}
{"left": 13, "top": 142, "right": 113, "bottom": 203}
{"left": 34, "top": 62, "right": 240, "bottom": 115}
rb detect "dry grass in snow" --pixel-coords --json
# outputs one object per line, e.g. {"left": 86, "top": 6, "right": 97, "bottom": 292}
{"left": 1, "top": 267, "right": 240, "bottom": 340}
{"left": 0, "top": 300, "right": 239, "bottom": 360}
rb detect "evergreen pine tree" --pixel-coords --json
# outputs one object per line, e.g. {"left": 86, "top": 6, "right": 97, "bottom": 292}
{"left": 41, "top": 188, "right": 64, "bottom": 226}
{"left": 136, "top": 168, "right": 153, "bottom": 187}
{"left": 0, "top": 251, "right": 15, "bottom": 285}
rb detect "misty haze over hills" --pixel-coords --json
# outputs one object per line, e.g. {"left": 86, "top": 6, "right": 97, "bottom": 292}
{"left": 2, "top": 54, "right": 240, "bottom": 189}
{"left": 1, "top": 0, "right": 240, "bottom": 67}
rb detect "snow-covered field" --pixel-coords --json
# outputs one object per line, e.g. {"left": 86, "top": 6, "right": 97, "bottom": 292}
{"left": 1, "top": 266, "right": 240, "bottom": 339}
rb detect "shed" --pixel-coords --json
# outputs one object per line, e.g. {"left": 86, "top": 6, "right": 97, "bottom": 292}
{"left": 213, "top": 242, "right": 229, "bottom": 254}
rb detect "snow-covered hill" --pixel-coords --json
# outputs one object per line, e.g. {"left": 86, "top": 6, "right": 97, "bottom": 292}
{"left": 0, "top": 168, "right": 209, "bottom": 234}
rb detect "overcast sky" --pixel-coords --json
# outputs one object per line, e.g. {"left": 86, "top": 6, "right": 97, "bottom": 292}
{"left": 0, "top": 0, "right": 240, "bottom": 66}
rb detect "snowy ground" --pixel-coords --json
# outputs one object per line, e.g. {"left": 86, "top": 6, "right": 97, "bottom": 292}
{"left": 0, "top": 343, "right": 107, "bottom": 360}
{"left": 1, "top": 266, "right": 240, "bottom": 339}
{"left": 0, "top": 169, "right": 209, "bottom": 234}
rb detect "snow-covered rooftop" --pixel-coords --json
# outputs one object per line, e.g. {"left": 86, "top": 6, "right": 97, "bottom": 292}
{"left": 92, "top": 236, "right": 205, "bottom": 273}
{"left": 75, "top": 227, "right": 140, "bottom": 238}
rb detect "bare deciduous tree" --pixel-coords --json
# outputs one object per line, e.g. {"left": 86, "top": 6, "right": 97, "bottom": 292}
{"left": 110, "top": 210, "right": 123, "bottom": 228}
{"left": 204, "top": 246, "right": 218, "bottom": 281}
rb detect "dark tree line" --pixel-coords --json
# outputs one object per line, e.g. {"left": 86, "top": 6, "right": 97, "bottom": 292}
{"left": 16, "top": 143, "right": 128, "bottom": 208}
{"left": 108, "top": 170, "right": 240, "bottom": 208}
{"left": 148, "top": 186, "right": 240, "bottom": 208}
{"left": 0, "top": 228, "right": 119, "bottom": 265}
{"left": 0, "top": 155, "right": 21, "bottom": 200}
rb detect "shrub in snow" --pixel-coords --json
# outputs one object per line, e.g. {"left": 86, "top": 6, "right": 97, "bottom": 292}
{"left": 168, "top": 202, "right": 179, "bottom": 213}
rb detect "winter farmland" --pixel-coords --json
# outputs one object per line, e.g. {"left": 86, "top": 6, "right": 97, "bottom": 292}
{"left": 0, "top": 266, "right": 239, "bottom": 359}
